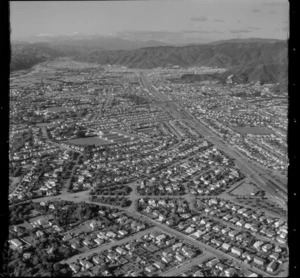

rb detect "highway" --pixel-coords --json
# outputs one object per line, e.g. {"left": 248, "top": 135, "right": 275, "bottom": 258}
{"left": 14, "top": 71, "right": 285, "bottom": 277}
{"left": 138, "top": 72, "right": 287, "bottom": 207}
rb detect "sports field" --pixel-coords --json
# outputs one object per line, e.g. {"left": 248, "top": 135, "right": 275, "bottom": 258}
{"left": 9, "top": 177, "right": 21, "bottom": 194}
{"left": 233, "top": 126, "right": 273, "bottom": 135}
{"left": 230, "top": 182, "right": 260, "bottom": 196}
{"left": 35, "top": 123, "right": 53, "bottom": 127}
{"left": 66, "top": 136, "right": 112, "bottom": 146}
{"left": 47, "top": 106, "right": 74, "bottom": 112}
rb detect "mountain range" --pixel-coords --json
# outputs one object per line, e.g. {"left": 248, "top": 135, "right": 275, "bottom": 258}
{"left": 75, "top": 40, "right": 286, "bottom": 69}
{"left": 13, "top": 34, "right": 169, "bottom": 51}
{"left": 10, "top": 37, "right": 288, "bottom": 92}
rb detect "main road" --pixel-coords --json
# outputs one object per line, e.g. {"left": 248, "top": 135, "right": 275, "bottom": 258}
{"left": 127, "top": 209, "right": 272, "bottom": 277}
{"left": 26, "top": 174, "right": 272, "bottom": 276}
{"left": 138, "top": 72, "right": 287, "bottom": 207}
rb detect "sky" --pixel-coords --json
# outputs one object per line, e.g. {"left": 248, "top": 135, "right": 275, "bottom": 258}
{"left": 10, "top": 0, "right": 289, "bottom": 44}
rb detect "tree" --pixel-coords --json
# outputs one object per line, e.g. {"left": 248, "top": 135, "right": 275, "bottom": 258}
{"left": 32, "top": 255, "right": 40, "bottom": 266}
{"left": 59, "top": 246, "right": 72, "bottom": 259}
{"left": 51, "top": 263, "right": 61, "bottom": 275}
{"left": 60, "top": 267, "right": 70, "bottom": 276}
{"left": 13, "top": 167, "right": 22, "bottom": 177}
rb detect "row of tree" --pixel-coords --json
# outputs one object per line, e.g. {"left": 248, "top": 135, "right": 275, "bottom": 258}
{"left": 5, "top": 235, "right": 74, "bottom": 277}
{"left": 89, "top": 195, "right": 132, "bottom": 208}
{"left": 9, "top": 201, "right": 36, "bottom": 225}
{"left": 53, "top": 202, "right": 102, "bottom": 227}
{"left": 91, "top": 184, "right": 132, "bottom": 195}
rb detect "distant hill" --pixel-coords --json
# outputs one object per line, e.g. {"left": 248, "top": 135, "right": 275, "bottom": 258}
{"left": 74, "top": 40, "right": 287, "bottom": 87}
{"left": 169, "top": 62, "right": 287, "bottom": 92}
{"left": 10, "top": 35, "right": 169, "bottom": 72}
{"left": 74, "top": 40, "right": 287, "bottom": 69}
{"left": 16, "top": 34, "right": 169, "bottom": 50}
{"left": 10, "top": 42, "right": 65, "bottom": 72}
{"left": 10, "top": 38, "right": 287, "bottom": 89}
{"left": 223, "top": 62, "right": 288, "bottom": 84}
{"left": 168, "top": 73, "right": 225, "bottom": 84}
{"left": 205, "top": 38, "right": 283, "bottom": 45}
{"left": 177, "top": 38, "right": 283, "bottom": 47}
{"left": 270, "top": 77, "right": 288, "bottom": 94}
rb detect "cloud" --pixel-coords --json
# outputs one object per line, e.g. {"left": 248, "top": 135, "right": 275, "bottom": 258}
{"left": 247, "top": 27, "right": 260, "bottom": 31}
{"left": 214, "top": 19, "right": 224, "bottom": 23}
{"left": 121, "top": 29, "right": 222, "bottom": 38}
{"left": 190, "top": 16, "right": 207, "bottom": 22}
{"left": 262, "top": 2, "right": 287, "bottom": 7}
{"left": 251, "top": 8, "right": 260, "bottom": 13}
{"left": 118, "top": 29, "right": 223, "bottom": 44}
{"left": 121, "top": 30, "right": 177, "bottom": 36}
{"left": 182, "top": 30, "right": 223, "bottom": 34}
{"left": 230, "top": 26, "right": 260, "bottom": 34}
{"left": 118, "top": 30, "right": 187, "bottom": 43}
{"left": 230, "top": 29, "right": 252, "bottom": 34}
{"left": 182, "top": 30, "right": 207, "bottom": 34}
{"left": 275, "top": 26, "right": 289, "bottom": 32}
{"left": 118, "top": 30, "right": 181, "bottom": 41}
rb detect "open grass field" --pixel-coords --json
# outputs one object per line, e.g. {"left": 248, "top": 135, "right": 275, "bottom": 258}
{"left": 231, "top": 108, "right": 248, "bottom": 114}
{"left": 229, "top": 181, "right": 260, "bottom": 196}
{"left": 46, "top": 106, "right": 74, "bottom": 112}
{"left": 10, "top": 64, "right": 59, "bottom": 86}
{"left": 110, "top": 129, "right": 134, "bottom": 137}
{"left": 10, "top": 74, "right": 57, "bottom": 87}
{"left": 9, "top": 177, "right": 21, "bottom": 194}
{"left": 233, "top": 126, "right": 273, "bottom": 135}
{"left": 213, "top": 106, "right": 228, "bottom": 112}
{"left": 111, "top": 129, "right": 149, "bottom": 140}
{"left": 66, "top": 136, "right": 112, "bottom": 146}
{"left": 35, "top": 123, "right": 54, "bottom": 127}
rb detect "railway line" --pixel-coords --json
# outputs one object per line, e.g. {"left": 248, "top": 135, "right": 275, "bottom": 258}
{"left": 138, "top": 72, "right": 287, "bottom": 207}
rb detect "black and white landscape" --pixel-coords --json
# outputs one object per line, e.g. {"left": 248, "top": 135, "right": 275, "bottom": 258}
{"left": 7, "top": 1, "right": 288, "bottom": 277}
